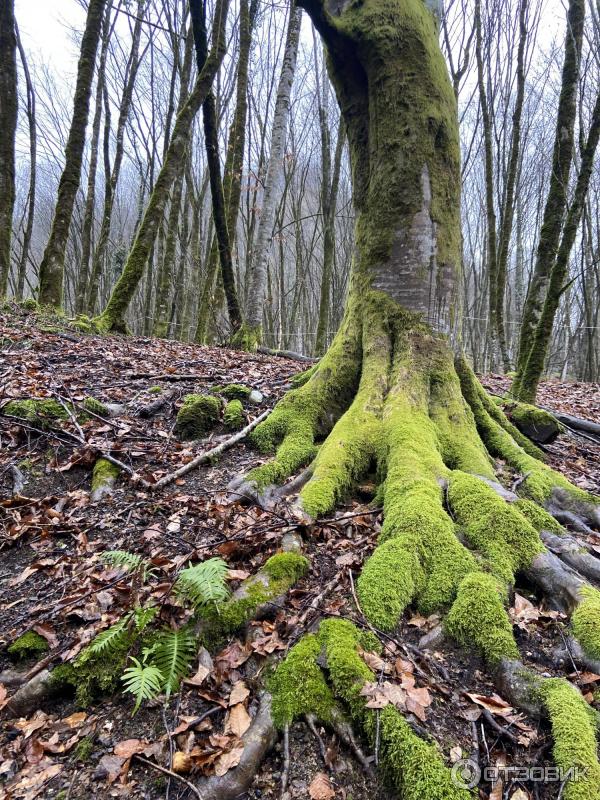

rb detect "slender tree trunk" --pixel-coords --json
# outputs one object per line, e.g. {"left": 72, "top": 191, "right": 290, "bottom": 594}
{"left": 75, "top": 3, "right": 112, "bottom": 314}
{"left": 495, "top": 0, "right": 528, "bottom": 371}
{"left": 0, "top": 0, "right": 18, "bottom": 298}
{"left": 37, "top": 0, "right": 106, "bottom": 308}
{"left": 95, "top": 0, "right": 231, "bottom": 333}
{"left": 512, "top": 0, "right": 585, "bottom": 395}
{"left": 153, "top": 28, "right": 194, "bottom": 336}
{"left": 517, "top": 84, "right": 600, "bottom": 401}
{"left": 14, "top": 23, "right": 36, "bottom": 301}
{"left": 86, "top": 0, "right": 146, "bottom": 315}
{"left": 238, "top": 5, "right": 302, "bottom": 348}
{"left": 190, "top": 0, "right": 242, "bottom": 335}
{"left": 195, "top": 0, "right": 257, "bottom": 343}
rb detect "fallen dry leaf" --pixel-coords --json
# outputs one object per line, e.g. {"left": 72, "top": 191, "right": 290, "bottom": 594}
{"left": 225, "top": 703, "right": 252, "bottom": 737}
{"left": 309, "top": 771, "right": 335, "bottom": 799}
{"left": 214, "top": 746, "right": 244, "bottom": 777}
{"left": 229, "top": 680, "right": 250, "bottom": 706}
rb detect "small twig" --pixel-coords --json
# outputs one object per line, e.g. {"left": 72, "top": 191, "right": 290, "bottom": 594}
{"left": 511, "top": 471, "right": 531, "bottom": 493}
{"left": 305, "top": 713, "right": 328, "bottom": 763}
{"left": 481, "top": 708, "right": 520, "bottom": 745}
{"left": 130, "top": 754, "right": 203, "bottom": 799}
{"left": 280, "top": 724, "right": 290, "bottom": 797}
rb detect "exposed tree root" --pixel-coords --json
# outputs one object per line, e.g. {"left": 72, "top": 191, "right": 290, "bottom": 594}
{"left": 233, "top": 300, "right": 600, "bottom": 799}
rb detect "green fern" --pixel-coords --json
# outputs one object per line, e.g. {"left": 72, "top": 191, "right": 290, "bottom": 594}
{"left": 101, "top": 550, "right": 153, "bottom": 580}
{"left": 86, "top": 613, "right": 133, "bottom": 657}
{"left": 122, "top": 657, "right": 163, "bottom": 713}
{"left": 134, "top": 605, "right": 158, "bottom": 632}
{"left": 150, "top": 629, "right": 197, "bottom": 696}
{"left": 175, "top": 557, "right": 229, "bottom": 609}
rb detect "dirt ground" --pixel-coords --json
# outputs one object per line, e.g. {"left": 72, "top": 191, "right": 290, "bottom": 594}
{"left": 1, "top": 306, "right": 599, "bottom": 800}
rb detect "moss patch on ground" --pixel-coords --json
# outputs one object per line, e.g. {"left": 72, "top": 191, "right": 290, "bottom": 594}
{"left": 8, "top": 631, "right": 50, "bottom": 660}
{"left": 175, "top": 394, "right": 221, "bottom": 440}
{"left": 91, "top": 458, "right": 120, "bottom": 493}
{"left": 223, "top": 399, "right": 244, "bottom": 431}
{"left": 4, "top": 398, "right": 70, "bottom": 428}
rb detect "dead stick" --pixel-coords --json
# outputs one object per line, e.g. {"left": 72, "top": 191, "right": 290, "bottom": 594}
{"left": 150, "top": 409, "right": 271, "bottom": 490}
{"left": 131, "top": 754, "right": 202, "bottom": 799}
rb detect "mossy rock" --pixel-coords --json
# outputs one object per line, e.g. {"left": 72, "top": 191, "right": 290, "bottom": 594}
{"left": 218, "top": 383, "right": 252, "bottom": 401}
{"left": 224, "top": 399, "right": 244, "bottom": 431}
{"left": 8, "top": 631, "right": 49, "bottom": 661}
{"left": 83, "top": 397, "right": 109, "bottom": 417}
{"left": 19, "top": 298, "right": 39, "bottom": 312}
{"left": 175, "top": 394, "right": 221, "bottom": 440}
{"left": 502, "top": 400, "right": 562, "bottom": 444}
{"left": 3, "top": 398, "right": 70, "bottom": 428}
{"left": 148, "top": 386, "right": 162, "bottom": 394}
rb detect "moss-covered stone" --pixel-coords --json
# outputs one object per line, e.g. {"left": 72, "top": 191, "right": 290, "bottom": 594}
{"left": 445, "top": 573, "right": 518, "bottom": 665}
{"left": 219, "top": 384, "right": 251, "bottom": 401}
{"left": 50, "top": 650, "right": 128, "bottom": 707}
{"left": 91, "top": 458, "right": 120, "bottom": 494}
{"left": 4, "top": 398, "right": 69, "bottom": 428}
{"left": 74, "top": 736, "right": 94, "bottom": 762}
{"left": 83, "top": 396, "right": 109, "bottom": 417}
{"left": 175, "top": 394, "right": 221, "bottom": 440}
{"left": 572, "top": 587, "right": 600, "bottom": 662}
{"left": 149, "top": 386, "right": 162, "bottom": 394}
{"left": 8, "top": 630, "right": 49, "bottom": 660}
{"left": 223, "top": 399, "right": 244, "bottom": 431}
{"left": 540, "top": 678, "right": 600, "bottom": 800}
{"left": 269, "top": 635, "right": 335, "bottom": 726}
{"left": 502, "top": 400, "right": 563, "bottom": 444}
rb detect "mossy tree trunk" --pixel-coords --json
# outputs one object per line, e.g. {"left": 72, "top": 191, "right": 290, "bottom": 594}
{"left": 37, "top": 0, "right": 107, "bottom": 309}
{"left": 237, "top": 0, "right": 600, "bottom": 792}
{"left": 195, "top": 0, "right": 258, "bottom": 344}
{"left": 94, "top": 0, "right": 231, "bottom": 333}
{"left": 85, "top": 0, "right": 146, "bottom": 315}
{"left": 0, "top": 0, "right": 18, "bottom": 298}
{"left": 515, "top": 80, "right": 600, "bottom": 402}
{"left": 512, "top": 0, "right": 585, "bottom": 399}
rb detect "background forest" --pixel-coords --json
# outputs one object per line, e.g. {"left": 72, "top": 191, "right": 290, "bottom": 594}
{"left": 1, "top": 0, "right": 599, "bottom": 379}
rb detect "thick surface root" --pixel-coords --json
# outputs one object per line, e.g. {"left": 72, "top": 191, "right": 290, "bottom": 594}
{"left": 243, "top": 297, "right": 600, "bottom": 797}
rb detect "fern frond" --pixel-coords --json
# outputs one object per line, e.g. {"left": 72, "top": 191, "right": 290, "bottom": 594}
{"left": 151, "top": 629, "right": 197, "bottom": 696}
{"left": 122, "top": 657, "right": 163, "bottom": 713}
{"left": 102, "top": 550, "right": 143, "bottom": 572}
{"left": 87, "top": 613, "right": 133, "bottom": 656}
{"left": 134, "top": 605, "right": 158, "bottom": 633}
{"left": 174, "top": 557, "right": 229, "bottom": 609}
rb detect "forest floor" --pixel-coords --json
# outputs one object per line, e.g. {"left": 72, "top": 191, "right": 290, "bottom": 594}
{"left": 1, "top": 304, "right": 599, "bottom": 800}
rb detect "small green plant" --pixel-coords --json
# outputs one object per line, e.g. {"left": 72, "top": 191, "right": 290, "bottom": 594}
{"left": 101, "top": 549, "right": 154, "bottom": 581}
{"left": 74, "top": 553, "right": 230, "bottom": 712}
{"left": 122, "top": 657, "right": 164, "bottom": 713}
{"left": 174, "top": 557, "right": 230, "bottom": 608}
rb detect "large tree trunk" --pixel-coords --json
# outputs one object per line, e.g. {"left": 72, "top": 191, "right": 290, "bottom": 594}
{"left": 231, "top": 0, "right": 600, "bottom": 794}
{"left": 0, "top": 0, "right": 18, "bottom": 298}
{"left": 37, "top": 0, "right": 106, "bottom": 308}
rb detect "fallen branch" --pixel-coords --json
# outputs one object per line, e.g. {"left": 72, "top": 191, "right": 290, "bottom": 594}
{"left": 149, "top": 409, "right": 271, "bottom": 490}
{"left": 257, "top": 345, "right": 318, "bottom": 363}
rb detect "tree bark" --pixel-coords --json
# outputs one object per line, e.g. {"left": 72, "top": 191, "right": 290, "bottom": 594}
{"left": 86, "top": 0, "right": 146, "bottom": 315}
{"left": 14, "top": 23, "right": 36, "bottom": 301}
{"left": 195, "top": 0, "right": 258, "bottom": 343}
{"left": 512, "top": 0, "right": 585, "bottom": 396}
{"left": 237, "top": 5, "right": 303, "bottom": 348}
{"left": 37, "top": 0, "right": 107, "bottom": 308}
{"left": 0, "top": 0, "right": 18, "bottom": 298}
